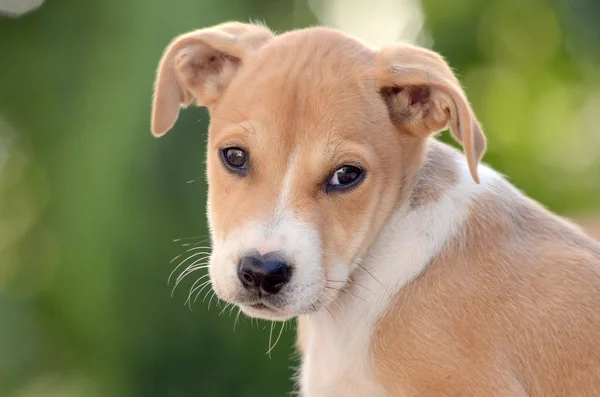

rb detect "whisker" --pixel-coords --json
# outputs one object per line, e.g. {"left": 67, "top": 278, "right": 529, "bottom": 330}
{"left": 186, "top": 276, "right": 210, "bottom": 302}
{"left": 232, "top": 109, "right": 257, "bottom": 135}
{"left": 341, "top": 287, "right": 364, "bottom": 302}
{"left": 186, "top": 242, "right": 210, "bottom": 248}
{"left": 324, "top": 285, "right": 365, "bottom": 302}
{"left": 186, "top": 243, "right": 211, "bottom": 248}
{"left": 173, "top": 236, "right": 210, "bottom": 242}
{"left": 169, "top": 247, "right": 210, "bottom": 266}
{"left": 169, "top": 251, "right": 211, "bottom": 284}
{"left": 329, "top": 295, "right": 345, "bottom": 313}
{"left": 207, "top": 291, "right": 217, "bottom": 310}
{"left": 234, "top": 308, "right": 242, "bottom": 332}
{"left": 169, "top": 247, "right": 210, "bottom": 272}
{"left": 180, "top": 262, "right": 210, "bottom": 274}
{"left": 318, "top": 299, "right": 338, "bottom": 325}
{"left": 347, "top": 281, "right": 376, "bottom": 296}
{"left": 180, "top": 241, "right": 211, "bottom": 247}
{"left": 267, "top": 321, "right": 275, "bottom": 358}
{"left": 219, "top": 302, "right": 232, "bottom": 316}
{"left": 193, "top": 280, "right": 213, "bottom": 302}
{"left": 175, "top": 261, "right": 210, "bottom": 283}
{"left": 172, "top": 259, "right": 210, "bottom": 287}
{"left": 267, "top": 321, "right": 286, "bottom": 356}
{"left": 202, "top": 288, "right": 213, "bottom": 303}
{"left": 185, "top": 274, "right": 211, "bottom": 305}
{"left": 357, "top": 264, "right": 391, "bottom": 297}
{"left": 180, "top": 244, "right": 212, "bottom": 249}
{"left": 324, "top": 305, "right": 337, "bottom": 324}
{"left": 326, "top": 279, "right": 376, "bottom": 295}
{"left": 310, "top": 303, "right": 319, "bottom": 315}
{"left": 171, "top": 263, "right": 210, "bottom": 297}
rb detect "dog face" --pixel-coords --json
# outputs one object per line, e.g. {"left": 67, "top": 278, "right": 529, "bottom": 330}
{"left": 151, "top": 22, "right": 486, "bottom": 320}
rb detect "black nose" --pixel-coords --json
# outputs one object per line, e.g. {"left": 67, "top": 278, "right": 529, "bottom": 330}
{"left": 237, "top": 254, "right": 292, "bottom": 294}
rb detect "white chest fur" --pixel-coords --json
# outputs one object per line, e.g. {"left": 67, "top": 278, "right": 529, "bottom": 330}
{"left": 299, "top": 307, "right": 389, "bottom": 397}
{"left": 298, "top": 160, "right": 497, "bottom": 396}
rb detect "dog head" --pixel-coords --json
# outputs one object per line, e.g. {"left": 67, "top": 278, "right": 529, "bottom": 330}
{"left": 151, "top": 22, "right": 486, "bottom": 320}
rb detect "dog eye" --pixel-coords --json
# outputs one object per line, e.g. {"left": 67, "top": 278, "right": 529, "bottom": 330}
{"left": 221, "top": 147, "right": 248, "bottom": 173}
{"left": 326, "top": 165, "right": 364, "bottom": 192}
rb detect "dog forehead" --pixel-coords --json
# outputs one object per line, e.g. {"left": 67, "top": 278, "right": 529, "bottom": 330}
{"left": 214, "top": 65, "right": 376, "bottom": 137}
{"left": 220, "top": 28, "right": 376, "bottom": 104}
{"left": 259, "top": 27, "right": 375, "bottom": 68}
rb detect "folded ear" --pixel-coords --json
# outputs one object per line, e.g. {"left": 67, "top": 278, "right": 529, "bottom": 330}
{"left": 151, "top": 21, "right": 273, "bottom": 137}
{"left": 377, "top": 44, "right": 486, "bottom": 183}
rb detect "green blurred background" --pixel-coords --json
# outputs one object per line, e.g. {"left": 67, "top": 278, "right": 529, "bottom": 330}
{"left": 0, "top": 0, "right": 599, "bottom": 396}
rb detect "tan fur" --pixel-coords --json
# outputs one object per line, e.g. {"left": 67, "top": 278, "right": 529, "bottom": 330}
{"left": 377, "top": 44, "right": 486, "bottom": 183}
{"left": 580, "top": 219, "right": 600, "bottom": 241}
{"left": 373, "top": 180, "right": 600, "bottom": 396}
{"left": 152, "top": 22, "right": 273, "bottom": 136}
{"left": 151, "top": 21, "right": 600, "bottom": 396}
{"left": 408, "top": 140, "right": 459, "bottom": 209}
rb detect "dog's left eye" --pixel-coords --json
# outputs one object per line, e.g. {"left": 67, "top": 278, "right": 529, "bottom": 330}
{"left": 326, "top": 165, "right": 364, "bottom": 192}
{"left": 221, "top": 147, "right": 249, "bottom": 174}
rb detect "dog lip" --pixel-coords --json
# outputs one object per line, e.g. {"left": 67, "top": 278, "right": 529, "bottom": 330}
{"left": 248, "top": 302, "right": 270, "bottom": 310}
{"left": 242, "top": 298, "right": 281, "bottom": 312}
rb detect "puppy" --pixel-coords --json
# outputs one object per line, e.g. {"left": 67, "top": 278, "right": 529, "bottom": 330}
{"left": 150, "top": 22, "right": 600, "bottom": 396}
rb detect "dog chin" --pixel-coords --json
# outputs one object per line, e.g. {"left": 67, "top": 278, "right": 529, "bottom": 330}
{"left": 237, "top": 297, "right": 323, "bottom": 320}
{"left": 238, "top": 303, "right": 296, "bottom": 321}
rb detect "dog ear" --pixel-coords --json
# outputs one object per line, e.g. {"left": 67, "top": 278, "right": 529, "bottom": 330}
{"left": 151, "top": 21, "right": 273, "bottom": 137}
{"left": 377, "top": 44, "right": 486, "bottom": 183}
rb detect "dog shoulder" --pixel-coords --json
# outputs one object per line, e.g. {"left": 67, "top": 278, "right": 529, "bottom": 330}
{"left": 371, "top": 144, "right": 600, "bottom": 395}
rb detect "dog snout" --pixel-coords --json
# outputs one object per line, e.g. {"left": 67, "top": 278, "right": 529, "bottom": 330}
{"left": 237, "top": 253, "right": 292, "bottom": 294}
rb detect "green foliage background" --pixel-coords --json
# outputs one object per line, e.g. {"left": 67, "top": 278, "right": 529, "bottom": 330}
{"left": 0, "top": 0, "right": 599, "bottom": 396}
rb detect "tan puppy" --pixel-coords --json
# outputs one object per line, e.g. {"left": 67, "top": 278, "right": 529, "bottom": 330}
{"left": 151, "top": 22, "right": 600, "bottom": 396}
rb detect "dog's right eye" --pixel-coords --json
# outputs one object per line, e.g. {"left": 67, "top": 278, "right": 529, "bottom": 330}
{"left": 221, "top": 147, "right": 249, "bottom": 174}
{"left": 325, "top": 165, "right": 365, "bottom": 193}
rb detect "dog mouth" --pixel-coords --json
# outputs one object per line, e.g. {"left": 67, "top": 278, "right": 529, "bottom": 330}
{"left": 243, "top": 299, "right": 281, "bottom": 312}
{"left": 237, "top": 294, "right": 322, "bottom": 319}
{"left": 236, "top": 295, "right": 296, "bottom": 318}
{"left": 247, "top": 302, "right": 270, "bottom": 310}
